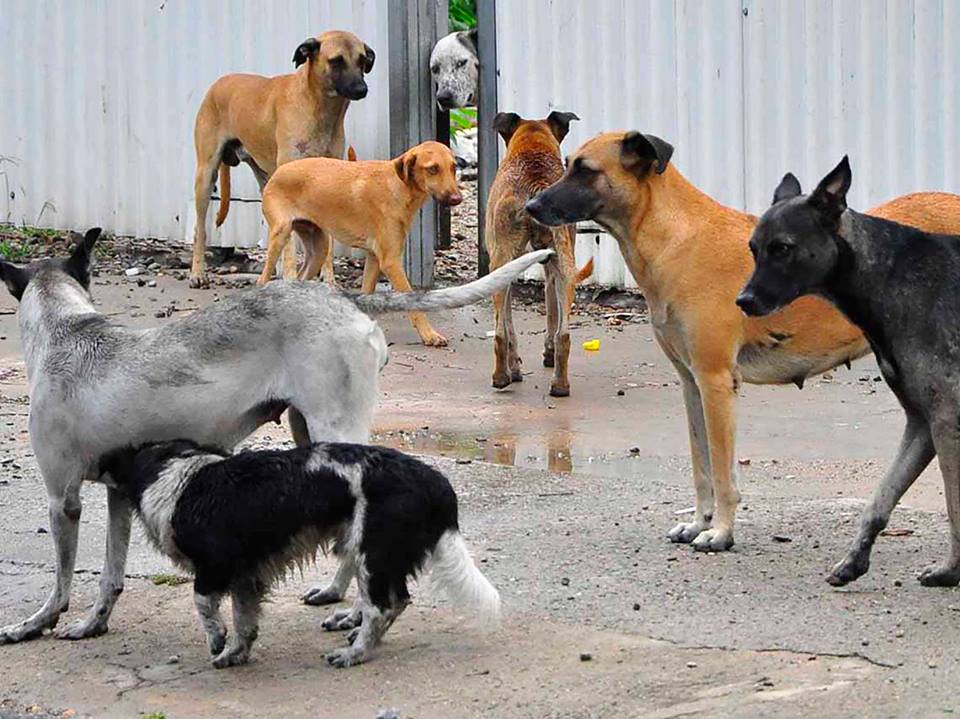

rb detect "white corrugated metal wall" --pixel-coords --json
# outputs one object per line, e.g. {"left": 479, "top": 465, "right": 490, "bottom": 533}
{"left": 0, "top": 0, "right": 389, "bottom": 247}
{"left": 496, "top": 0, "right": 960, "bottom": 288}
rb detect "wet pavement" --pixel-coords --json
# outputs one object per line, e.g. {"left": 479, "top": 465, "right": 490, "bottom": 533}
{"left": 0, "top": 272, "right": 957, "bottom": 718}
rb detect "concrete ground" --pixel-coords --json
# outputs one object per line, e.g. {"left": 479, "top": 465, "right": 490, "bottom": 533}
{"left": 0, "top": 272, "right": 958, "bottom": 718}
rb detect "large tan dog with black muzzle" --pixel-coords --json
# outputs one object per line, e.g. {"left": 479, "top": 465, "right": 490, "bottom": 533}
{"left": 257, "top": 141, "right": 463, "bottom": 347}
{"left": 527, "top": 130, "right": 960, "bottom": 552}
{"left": 190, "top": 30, "right": 375, "bottom": 288}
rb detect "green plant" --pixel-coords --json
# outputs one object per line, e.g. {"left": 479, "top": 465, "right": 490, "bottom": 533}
{"left": 0, "top": 240, "right": 31, "bottom": 261}
{"left": 450, "top": 107, "right": 477, "bottom": 137}
{"left": 151, "top": 573, "right": 190, "bottom": 587}
{"left": 142, "top": 713, "right": 167, "bottom": 719}
{"left": 449, "top": 0, "right": 476, "bottom": 31}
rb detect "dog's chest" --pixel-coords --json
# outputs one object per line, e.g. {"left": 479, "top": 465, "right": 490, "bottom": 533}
{"left": 650, "top": 301, "right": 693, "bottom": 366}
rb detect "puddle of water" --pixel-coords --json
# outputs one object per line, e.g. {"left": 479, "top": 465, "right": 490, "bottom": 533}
{"left": 371, "top": 425, "right": 649, "bottom": 480}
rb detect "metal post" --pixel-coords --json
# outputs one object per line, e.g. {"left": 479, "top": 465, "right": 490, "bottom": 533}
{"left": 388, "top": 0, "right": 444, "bottom": 287}
{"left": 476, "top": 0, "right": 498, "bottom": 277}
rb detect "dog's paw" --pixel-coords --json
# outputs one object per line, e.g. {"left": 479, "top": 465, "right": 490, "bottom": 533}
{"left": 301, "top": 586, "right": 344, "bottom": 606}
{"left": 322, "top": 609, "right": 362, "bottom": 632}
{"left": 325, "top": 646, "right": 366, "bottom": 669}
{"left": 212, "top": 647, "right": 251, "bottom": 669}
{"left": 667, "top": 520, "right": 709, "bottom": 544}
{"left": 510, "top": 367, "right": 524, "bottom": 382}
{"left": 54, "top": 614, "right": 108, "bottom": 641}
{"left": 549, "top": 381, "right": 570, "bottom": 397}
{"left": 0, "top": 618, "right": 50, "bottom": 645}
{"left": 491, "top": 372, "right": 512, "bottom": 389}
{"left": 542, "top": 350, "right": 555, "bottom": 368}
{"left": 208, "top": 631, "right": 228, "bottom": 656}
{"left": 691, "top": 527, "right": 734, "bottom": 552}
{"left": 188, "top": 273, "right": 210, "bottom": 289}
{"left": 826, "top": 554, "right": 870, "bottom": 586}
{"left": 918, "top": 564, "right": 960, "bottom": 587}
{"left": 421, "top": 331, "right": 449, "bottom": 348}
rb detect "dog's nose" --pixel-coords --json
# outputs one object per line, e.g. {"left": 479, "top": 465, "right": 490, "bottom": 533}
{"left": 348, "top": 82, "right": 368, "bottom": 100}
{"left": 735, "top": 289, "right": 760, "bottom": 316}
{"left": 436, "top": 90, "right": 455, "bottom": 110}
{"left": 525, "top": 196, "right": 545, "bottom": 221}
{"left": 444, "top": 193, "right": 463, "bottom": 206}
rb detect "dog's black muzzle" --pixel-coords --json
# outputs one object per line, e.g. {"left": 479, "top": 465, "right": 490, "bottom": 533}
{"left": 525, "top": 184, "right": 598, "bottom": 227}
{"left": 337, "top": 78, "right": 369, "bottom": 101}
{"left": 736, "top": 280, "right": 786, "bottom": 317}
{"left": 437, "top": 90, "right": 456, "bottom": 111}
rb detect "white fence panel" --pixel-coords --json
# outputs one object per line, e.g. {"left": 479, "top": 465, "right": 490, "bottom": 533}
{"left": 495, "top": 0, "right": 960, "bottom": 287}
{"left": 0, "top": 0, "right": 389, "bottom": 248}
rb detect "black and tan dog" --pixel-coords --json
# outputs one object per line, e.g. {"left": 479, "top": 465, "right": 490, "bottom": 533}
{"left": 739, "top": 157, "right": 960, "bottom": 587}
{"left": 486, "top": 111, "right": 592, "bottom": 396}
{"left": 526, "top": 130, "right": 960, "bottom": 552}
{"left": 190, "top": 30, "right": 375, "bottom": 288}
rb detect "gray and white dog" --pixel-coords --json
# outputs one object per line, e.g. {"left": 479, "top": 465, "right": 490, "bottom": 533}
{"left": 430, "top": 29, "right": 478, "bottom": 110}
{"left": 0, "top": 228, "right": 549, "bottom": 644}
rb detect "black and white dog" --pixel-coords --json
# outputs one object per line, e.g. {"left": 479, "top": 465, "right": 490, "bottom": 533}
{"left": 99, "top": 440, "right": 500, "bottom": 669}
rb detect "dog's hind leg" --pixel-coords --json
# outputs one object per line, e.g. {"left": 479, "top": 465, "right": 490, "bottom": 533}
{"left": 257, "top": 220, "right": 294, "bottom": 286}
{"left": 828, "top": 413, "right": 933, "bottom": 586}
{"left": 547, "top": 260, "right": 572, "bottom": 397}
{"left": 0, "top": 467, "right": 84, "bottom": 643}
{"left": 213, "top": 577, "right": 262, "bottom": 669}
{"left": 919, "top": 418, "right": 960, "bottom": 587}
{"left": 194, "top": 589, "right": 227, "bottom": 656}
{"left": 667, "top": 359, "right": 715, "bottom": 544}
{"left": 190, "top": 131, "right": 222, "bottom": 289}
{"left": 56, "top": 486, "right": 133, "bottom": 639}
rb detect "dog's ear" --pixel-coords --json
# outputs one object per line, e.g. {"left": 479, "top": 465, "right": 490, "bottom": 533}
{"left": 809, "top": 156, "right": 852, "bottom": 226}
{"left": 493, "top": 112, "right": 522, "bottom": 146}
{"left": 362, "top": 43, "right": 376, "bottom": 73}
{"left": 545, "top": 111, "right": 580, "bottom": 143}
{"left": 0, "top": 261, "right": 32, "bottom": 302}
{"left": 460, "top": 28, "right": 479, "bottom": 52}
{"left": 620, "top": 131, "right": 674, "bottom": 178}
{"left": 394, "top": 152, "right": 417, "bottom": 185}
{"left": 772, "top": 172, "right": 802, "bottom": 205}
{"left": 63, "top": 227, "right": 100, "bottom": 289}
{"left": 292, "top": 38, "right": 320, "bottom": 67}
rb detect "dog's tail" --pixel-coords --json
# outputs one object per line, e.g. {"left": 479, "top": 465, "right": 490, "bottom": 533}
{"left": 430, "top": 530, "right": 501, "bottom": 625}
{"left": 215, "top": 164, "right": 231, "bottom": 228}
{"left": 575, "top": 257, "right": 594, "bottom": 284}
{"left": 348, "top": 249, "right": 553, "bottom": 315}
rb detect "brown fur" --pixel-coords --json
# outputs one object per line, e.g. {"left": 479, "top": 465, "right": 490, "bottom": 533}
{"left": 559, "top": 132, "right": 960, "bottom": 550}
{"left": 258, "top": 141, "right": 463, "bottom": 347}
{"left": 485, "top": 115, "right": 592, "bottom": 396}
{"left": 190, "top": 30, "right": 373, "bottom": 288}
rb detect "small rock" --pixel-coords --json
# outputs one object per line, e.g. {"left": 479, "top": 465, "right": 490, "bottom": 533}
{"left": 686, "top": 661, "right": 697, "bottom": 668}
{"left": 738, "top": 457, "right": 751, "bottom": 465}
{"left": 616, "top": 389, "right": 625, "bottom": 396}
{"left": 929, "top": 660, "right": 938, "bottom": 669}
{"left": 632, "top": 603, "right": 640, "bottom": 611}
{"left": 375, "top": 709, "right": 400, "bottom": 719}
{"left": 893, "top": 579, "right": 902, "bottom": 587}
{"left": 166, "top": 654, "right": 180, "bottom": 664}
{"left": 560, "top": 577, "right": 570, "bottom": 586}
{"left": 629, "top": 447, "right": 640, "bottom": 454}
{"left": 895, "top": 629, "right": 905, "bottom": 638}
{"left": 455, "top": 458, "right": 472, "bottom": 465}
{"left": 37, "top": 527, "right": 48, "bottom": 534}
{"left": 146, "top": 279, "right": 157, "bottom": 288}
{"left": 124, "top": 267, "right": 141, "bottom": 277}
{"left": 772, "top": 535, "right": 792, "bottom": 543}
{"left": 579, "top": 652, "right": 592, "bottom": 662}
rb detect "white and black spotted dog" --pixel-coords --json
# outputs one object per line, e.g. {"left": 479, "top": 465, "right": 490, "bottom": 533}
{"left": 430, "top": 28, "right": 478, "bottom": 110}
{"left": 99, "top": 440, "right": 500, "bottom": 669}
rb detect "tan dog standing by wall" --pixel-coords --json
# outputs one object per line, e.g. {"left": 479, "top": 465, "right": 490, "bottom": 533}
{"left": 486, "top": 111, "right": 592, "bottom": 397}
{"left": 190, "top": 30, "right": 375, "bottom": 288}
{"left": 258, "top": 141, "right": 463, "bottom": 347}
{"left": 527, "top": 130, "right": 960, "bottom": 552}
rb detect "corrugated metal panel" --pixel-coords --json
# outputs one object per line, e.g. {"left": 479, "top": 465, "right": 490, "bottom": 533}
{"left": 0, "top": 0, "right": 389, "bottom": 247}
{"left": 496, "top": 0, "right": 960, "bottom": 287}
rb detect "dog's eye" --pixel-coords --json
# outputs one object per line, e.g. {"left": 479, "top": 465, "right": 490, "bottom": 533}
{"left": 431, "top": 63, "right": 440, "bottom": 74}
{"left": 427, "top": 166, "right": 440, "bottom": 175}
{"left": 457, "top": 58, "right": 468, "bottom": 68}
{"left": 769, "top": 242, "right": 793, "bottom": 258}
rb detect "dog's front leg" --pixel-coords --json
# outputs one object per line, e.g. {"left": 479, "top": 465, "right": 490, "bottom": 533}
{"left": 303, "top": 554, "right": 356, "bottom": 606}
{"left": 667, "top": 362, "right": 715, "bottom": 544}
{"left": 828, "top": 413, "right": 933, "bottom": 586}
{"left": 691, "top": 367, "right": 739, "bottom": 552}
{"left": 0, "top": 472, "right": 84, "bottom": 643}
{"left": 56, "top": 486, "right": 133, "bottom": 639}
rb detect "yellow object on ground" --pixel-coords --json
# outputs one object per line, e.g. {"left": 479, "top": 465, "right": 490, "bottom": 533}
{"left": 582, "top": 339, "right": 601, "bottom": 351}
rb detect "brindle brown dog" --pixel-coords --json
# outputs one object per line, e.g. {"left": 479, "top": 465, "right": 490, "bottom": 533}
{"left": 190, "top": 30, "right": 375, "bottom": 288}
{"left": 486, "top": 111, "right": 592, "bottom": 396}
{"left": 527, "top": 130, "right": 960, "bottom": 552}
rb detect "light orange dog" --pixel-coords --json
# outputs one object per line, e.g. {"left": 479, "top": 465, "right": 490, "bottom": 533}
{"left": 486, "top": 111, "right": 593, "bottom": 396}
{"left": 258, "top": 141, "right": 463, "bottom": 347}
{"left": 527, "top": 130, "right": 960, "bottom": 552}
{"left": 190, "top": 30, "right": 374, "bottom": 288}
